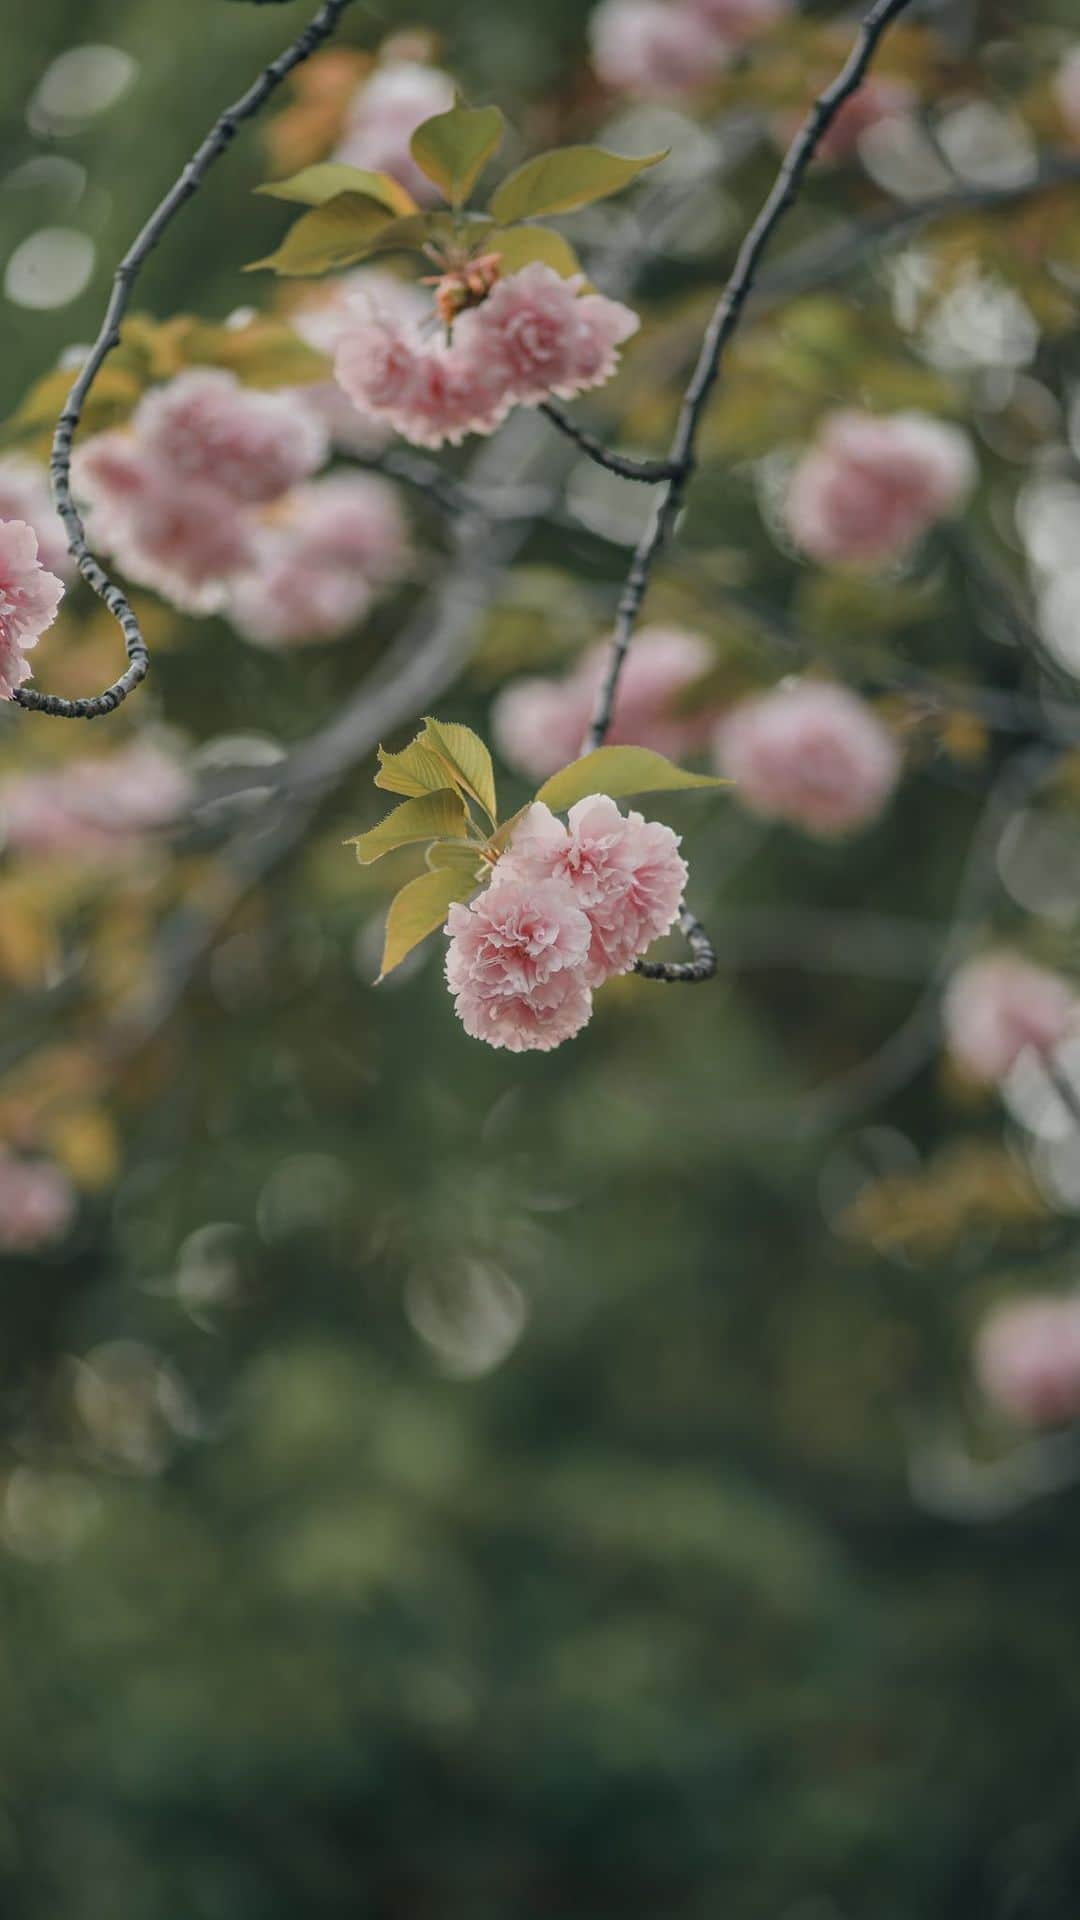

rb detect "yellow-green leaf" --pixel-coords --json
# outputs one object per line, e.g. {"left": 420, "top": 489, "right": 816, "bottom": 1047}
{"left": 410, "top": 103, "right": 505, "bottom": 207}
{"left": 377, "top": 867, "right": 477, "bottom": 982}
{"left": 346, "top": 791, "right": 471, "bottom": 864}
{"left": 374, "top": 738, "right": 461, "bottom": 799}
{"left": 488, "top": 145, "right": 667, "bottom": 225}
{"left": 246, "top": 193, "right": 398, "bottom": 275}
{"left": 535, "top": 746, "right": 725, "bottom": 815}
{"left": 488, "top": 224, "right": 586, "bottom": 281}
{"left": 426, "top": 840, "right": 488, "bottom": 876}
{"left": 177, "top": 316, "right": 330, "bottom": 388}
{"left": 421, "top": 718, "right": 497, "bottom": 823}
{"left": 257, "top": 164, "right": 418, "bottom": 216}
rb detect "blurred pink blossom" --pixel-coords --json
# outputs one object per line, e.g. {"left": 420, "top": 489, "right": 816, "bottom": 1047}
{"left": 588, "top": 0, "right": 727, "bottom": 100}
{"left": 715, "top": 680, "right": 900, "bottom": 835}
{"left": 2, "top": 740, "right": 192, "bottom": 861}
{"left": 228, "top": 536, "right": 374, "bottom": 648}
{"left": 334, "top": 61, "right": 456, "bottom": 204}
{"left": 492, "top": 627, "right": 714, "bottom": 780}
{"left": 84, "top": 460, "right": 257, "bottom": 615}
{"left": 0, "top": 520, "right": 65, "bottom": 701}
{"left": 687, "top": 0, "right": 788, "bottom": 38}
{"left": 942, "top": 952, "right": 1078, "bottom": 1085}
{"left": 445, "top": 876, "right": 594, "bottom": 1052}
{"left": 134, "top": 370, "right": 326, "bottom": 506}
{"left": 280, "top": 472, "right": 408, "bottom": 582}
{"left": 785, "top": 409, "right": 975, "bottom": 567}
{"left": 500, "top": 796, "right": 687, "bottom": 983}
{"left": 0, "top": 1154, "right": 75, "bottom": 1253}
{"left": 1053, "top": 46, "right": 1080, "bottom": 143}
{"left": 815, "top": 75, "right": 915, "bottom": 162}
{"left": 975, "top": 1295, "right": 1080, "bottom": 1427}
{"left": 0, "top": 456, "right": 72, "bottom": 580}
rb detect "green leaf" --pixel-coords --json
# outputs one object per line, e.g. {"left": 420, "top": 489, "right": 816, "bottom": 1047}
{"left": 535, "top": 746, "right": 726, "bottom": 816}
{"left": 346, "top": 791, "right": 471, "bottom": 865}
{"left": 246, "top": 193, "right": 398, "bottom": 276}
{"left": 426, "top": 841, "right": 488, "bottom": 877}
{"left": 410, "top": 103, "right": 505, "bottom": 207}
{"left": 256, "top": 165, "right": 418, "bottom": 216}
{"left": 421, "top": 718, "right": 497, "bottom": 824}
{"left": 176, "top": 316, "right": 330, "bottom": 388}
{"left": 374, "top": 738, "right": 461, "bottom": 799}
{"left": 488, "top": 224, "right": 586, "bottom": 281}
{"left": 377, "top": 868, "right": 477, "bottom": 982}
{"left": 488, "top": 145, "right": 667, "bottom": 225}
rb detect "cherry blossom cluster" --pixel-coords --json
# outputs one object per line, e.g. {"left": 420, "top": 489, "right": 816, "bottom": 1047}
{"left": 74, "top": 369, "right": 408, "bottom": 644}
{"left": 0, "top": 1151, "right": 75, "bottom": 1254}
{"left": 1, "top": 737, "right": 191, "bottom": 862}
{"left": 589, "top": 0, "right": 788, "bottom": 101}
{"left": 943, "top": 952, "right": 1079, "bottom": 1087}
{"left": 975, "top": 1294, "right": 1080, "bottom": 1429}
{"left": 784, "top": 409, "right": 976, "bottom": 569}
{"left": 444, "top": 796, "right": 688, "bottom": 1051}
{"left": 334, "top": 263, "right": 640, "bottom": 451}
{"left": 0, "top": 518, "right": 66, "bottom": 703}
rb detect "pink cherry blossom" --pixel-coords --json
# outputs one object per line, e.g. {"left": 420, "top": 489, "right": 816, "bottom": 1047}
{"left": 228, "top": 534, "right": 374, "bottom": 648}
{"left": 588, "top": 0, "right": 728, "bottom": 99}
{"left": 278, "top": 472, "right": 408, "bottom": 582}
{"left": 2, "top": 739, "right": 192, "bottom": 861}
{"left": 0, "top": 456, "right": 72, "bottom": 580}
{"left": 492, "top": 627, "right": 714, "bottom": 780}
{"left": 815, "top": 75, "right": 915, "bottom": 163}
{"left": 334, "top": 307, "right": 511, "bottom": 450}
{"left": 975, "top": 1295, "right": 1080, "bottom": 1428}
{"left": 445, "top": 876, "right": 594, "bottom": 1052}
{"left": 942, "top": 952, "right": 1078, "bottom": 1085}
{"left": 1053, "top": 47, "right": 1080, "bottom": 143}
{"left": 97, "top": 472, "right": 256, "bottom": 615}
{"left": 134, "top": 370, "right": 326, "bottom": 506}
{"left": 715, "top": 680, "right": 900, "bottom": 836}
{"left": 290, "top": 269, "right": 429, "bottom": 455}
{"left": 0, "top": 520, "right": 65, "bottom": 701}
{"left": 498, "top": 796, "right": 687, "bottom": 984}
{"left": 0, "top": 1153, "right": 75, "bottom": 1253}
{"left": 785, "top": 409, "right": 975, "bottom": 567}
{"left": 334, "top": 61, "right": 456, "bottom": 204}
{"left": 685, "top": 0, "right": 788, "bottom": 40}
{"left": 476, "top": 264, "right": 639, "bottom": 406}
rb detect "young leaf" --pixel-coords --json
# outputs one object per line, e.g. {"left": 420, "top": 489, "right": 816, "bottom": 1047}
{"left": 377, "top": 867, "right": 477, "bottom": 982}
{"left": 426, "top": 840, "right": 488, "bottom": 876}
{"left": 488, "top": 224, "right": 586, "bottom": 281}
{"left": 410, "top": 103, "right": 505, "bottom": 207}
{"left": 488, "top": 146, "right": 667, "bottom": 226}
{"left": 256, "top": 164, "right": 418, "bottom": 216}
{"left": 375, "top": 738, "right": 462, "bottom": 799}
{"left": 246, "top": 193, "right": 398, "bottom": 275}
{"left": 346, "top": 791, "right": 471, "bottom": 864}
{"left": 421, "top": 718, "right": 497, "bottom": 824}
{"left": 535, "top": 746, "right": 726, "bottom": 816}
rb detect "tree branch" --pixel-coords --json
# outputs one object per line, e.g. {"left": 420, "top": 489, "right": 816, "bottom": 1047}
{"left": 13, "top": 0, "right": 358, "bottom": 722}
{"left": 538, "top": 403, "right": 678, "bottom": 483}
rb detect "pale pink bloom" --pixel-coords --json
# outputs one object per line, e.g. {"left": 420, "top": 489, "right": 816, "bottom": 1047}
{"left": 291, "top": 269, "right": 429, "bottom": 456}
{"left": 334, "top": 308, "right": 511, "bottom": 450}
{"left": 134, "top": 370, "right": 326, "bottom": 506}
{"left": 588, "top": 0, "right": 727, "bottom": 99}
{"left": 715, "top": 680, "right": 900, "bottom": 836}
{"left": 0, "top": 1153, "right": 75, "bottom": 1253}
{"left": 975, "top": 1295, "right": 1080, "bottom": 1427}
{"left": 815, "top": 76, "right": 915, "bottom": 163}
{"left": 2, "top": 740, "right": 191, "bottom": 861}
{"left": 942, "top": 953, "right": 1078, "bottom": 1085}
{"left": 445, "top": 876, "right": 594, "bottom": 1052}
{"left": 476, "top": 265, "right": 639, "bottom": 406}
{"left": 0, "top": 456, "right": 72, "bottom": 580}
{"left": 335, "top": 61, "right": 456, "bottom": 204}
{"left": 685, "top": 0, "right": 788, "bottom": 41}
{"left": 279, "top": 472, "right": 408, "bottom": 582}
{"left": 492, "top": 627, "right": 714, "bottom": 780}
{"left": 102, "top": 476, "right": 257, "bottom": 615}
{"left": 785, "top": 409, "right": 975, "bottom": 567}
{"left": 499, "top": 797, "right": 687, "bottom": 984}
{"left": 72, "top": 431, "right": 146, "bottom": 504}
{"left": 228, "top": 534, "right": 374, "bottom": 648}
{"left": 0, "top": 520, "right": 65, "bottom": 701}
{"left": 1053, "top": 47, "right": 1080, "bottom": 144}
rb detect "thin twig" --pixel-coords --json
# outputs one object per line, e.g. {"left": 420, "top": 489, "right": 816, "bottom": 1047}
{"left": 633, "top": 906, "right": 717, "bottom": 983}
{"left": 13, "top": 0, "right": 358, "bottom": 722}
{"left": 539, "top": 403, "right": 678, "bottom": 483}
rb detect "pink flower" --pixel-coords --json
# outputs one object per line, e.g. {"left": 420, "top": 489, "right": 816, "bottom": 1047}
{"left": 588, "top": 0, "right": 728, "bottom": 99}
{"left": 1053, "top": 47, "right": 1080, "bottom": 144}
{"left": 975, "top": 1296, "right": 1080, "bottom": 1428}
{"left": 493, "top": 627, "right": 714, "bottom": 780}
{"left": 785, "top": 409, "right": 975, "bottom": 568}
{"left": 476, "top": 264, "right": 638, "bottom": 406}
{"left": 0, "top": 1153, "right": 75, "bottom": 1253}
{"left": 334, "top": 61, "right": 456, "bottom": 204}
{"left": 2, "top": 740, "right": 190, "bottom": 861}
{"left": 715, "top": 680, "right": 900, "bottom": 836}
{"left": 278, "top": 472, "right": 408, "bottom": 582}
{"left": 0, "top": 456, "right": 72, "bottom": 580}
{"left": 101, "top": 475, "right": 256, "bottom": 615}
{"left": 0, "top": 520, "right": 65, "bottom": 701}
{"left": 134, "top": 370, "right": 326, "bottom": 506}
{"left": 942, "top": 953, "right": 1078, "bottom": 1085}
{"left": 815, "top": 75, "right": 915, "bottom": 163}
{"left": 685, "top": 0, "right": 788, "bottom": 40}
{"left": 291, "top": 269, "right": 429, "bottom": 455}
{"left": 334, "top": 307, "right": 512, "bottom": 450}
{"left": 499, "top": 796, "right": 687, "bottom": 984}
{"left": 228, "top": 535, "right": 374, "bottom": 648}
{"left": 445, "top": 876, "right": 594, "bottom": 1052}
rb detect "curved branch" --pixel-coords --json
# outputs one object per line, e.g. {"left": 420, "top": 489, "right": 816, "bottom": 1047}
{"left": 539, "top": 402, "right": 678, "bottom": 483}
{"left": 633, "top": 905, "right": 717, "bottom": 984}
{"left": 14, "top": 0, "right": 358, "bottom": 721}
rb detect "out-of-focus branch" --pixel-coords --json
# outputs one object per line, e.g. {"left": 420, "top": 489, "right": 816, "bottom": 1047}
{"left": 14, "top": 0, "right": 358, "bottom": 722}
